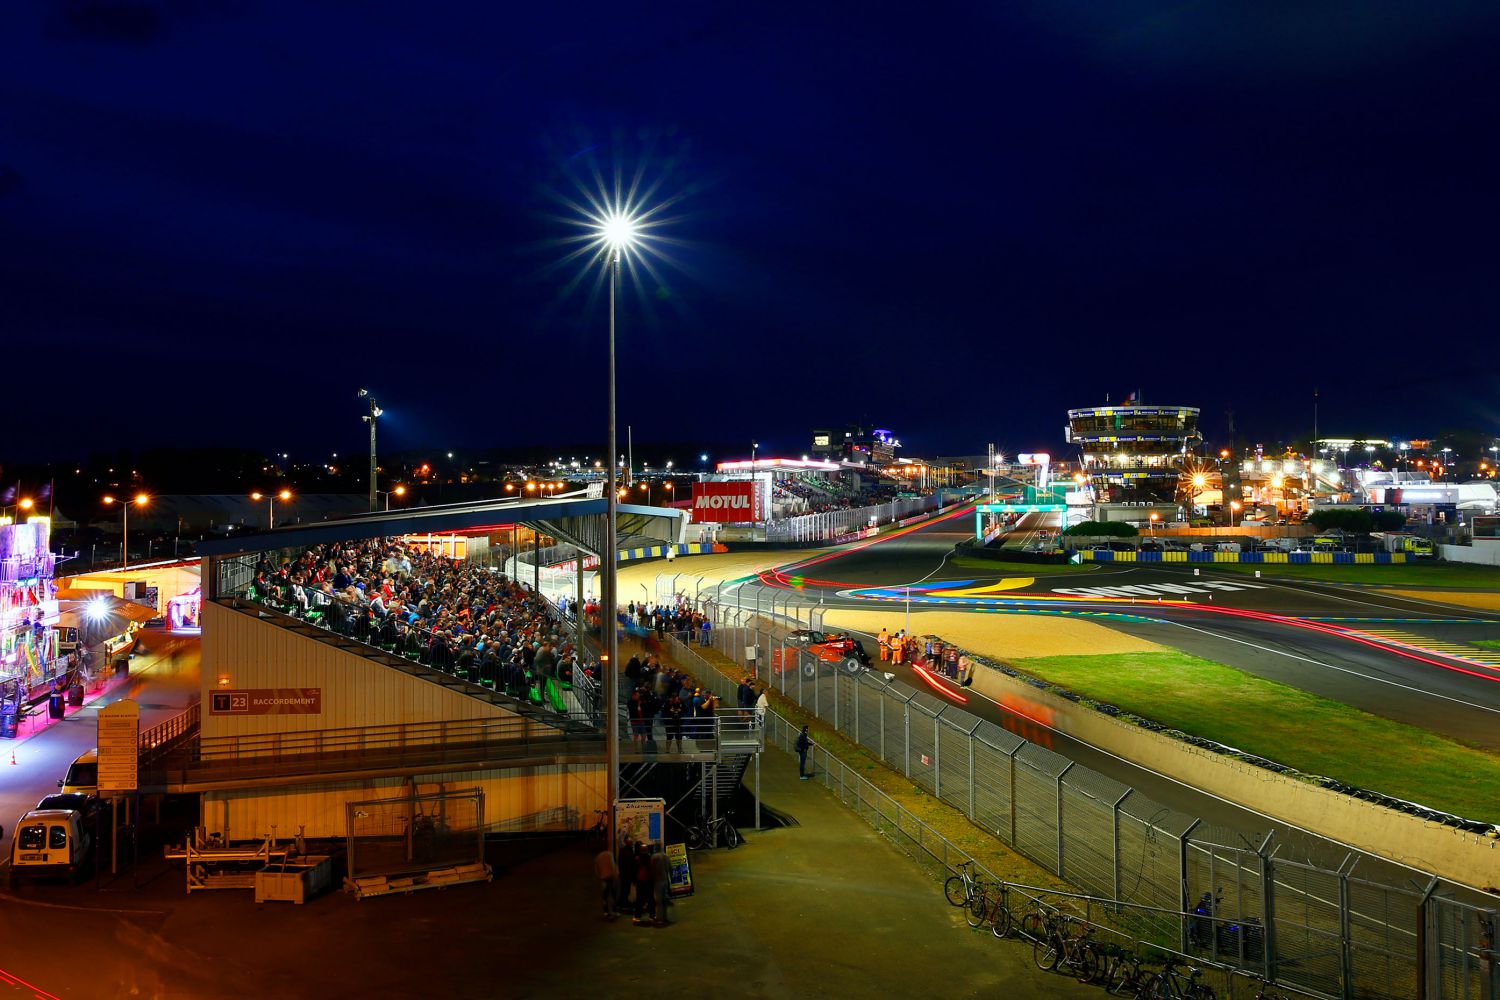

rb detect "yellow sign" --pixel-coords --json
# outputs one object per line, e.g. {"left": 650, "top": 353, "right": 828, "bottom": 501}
{"left": 666, "top": 842, "right": 694, "bottom": 898}
{"left": 97, "top": 699, "right": 140, "bottom": 793}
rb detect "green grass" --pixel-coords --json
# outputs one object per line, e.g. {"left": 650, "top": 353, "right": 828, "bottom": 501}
{"left": 1205, "top": 560, "right": 1500, "bottom": 588}
{"left": 1010, "top": 650, "right": 1500, "bottom": 821}
{"left": 949, "top": 555, "right": 1096, "bottom": 574}
{"left": 1473, "top": 639, "right": 1500, "bottom": 651}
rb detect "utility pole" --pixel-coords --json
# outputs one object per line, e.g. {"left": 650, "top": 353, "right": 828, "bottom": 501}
{"left": 359, "top": 389, "right": 382, "bottom": 512}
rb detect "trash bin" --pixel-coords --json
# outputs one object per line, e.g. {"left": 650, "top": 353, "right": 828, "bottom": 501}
{"left": 114, "top": 656, "right": 129, "bottom": 677}
{"left": 67, "top": 683, "right": 85, "bottom": 707}
{"left": 48, "top": 694, "right": 66, "bottom": 720}
{"left": 0, "top": 711, "right": 17, "bottom": 739}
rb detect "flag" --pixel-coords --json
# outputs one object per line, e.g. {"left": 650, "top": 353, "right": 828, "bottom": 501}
{"left": 1123, "top": 391, "right": 1138, "bottom": 404}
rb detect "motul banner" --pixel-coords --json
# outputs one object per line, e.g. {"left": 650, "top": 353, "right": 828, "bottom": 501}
{"left": 691, "top": 481, "right": 761, "bottom": 522}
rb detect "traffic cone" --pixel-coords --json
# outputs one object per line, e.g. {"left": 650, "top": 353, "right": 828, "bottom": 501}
{"left": 9, "top": 751, "right": 15, "bottom": 766}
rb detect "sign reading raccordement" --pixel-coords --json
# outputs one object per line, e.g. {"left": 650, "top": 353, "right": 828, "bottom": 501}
{"left": 209, "top": 688, "right": 322, "bottom": 716}
{"left": 97, "top": 699, "right": 140, "bottom": 794}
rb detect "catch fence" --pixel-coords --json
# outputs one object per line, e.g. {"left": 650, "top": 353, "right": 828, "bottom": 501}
{"left": 653, "top": 573, "right": 1497, "bottom": 1000}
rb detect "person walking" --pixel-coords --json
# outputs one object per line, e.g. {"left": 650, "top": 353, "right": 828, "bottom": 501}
{"left": 795, "top": 724, "right": 813, "bottom": 779}
{"left": 594, "top": 842, "right": 619, "bottom": 919}
{"left": 649, "top": 842, "right": 672, "bottom": 926}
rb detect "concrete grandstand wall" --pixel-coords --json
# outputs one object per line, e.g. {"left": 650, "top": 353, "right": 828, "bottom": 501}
{"left": 965, "top": 661, "right": 1499, "bottom": 887}
{"left": 1439, "top": 542, "right": 1500, "bottom": 566}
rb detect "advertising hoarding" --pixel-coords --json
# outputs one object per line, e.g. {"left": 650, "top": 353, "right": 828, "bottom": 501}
{"left": 691, "top": 482, "right": 761, "bottom": 523}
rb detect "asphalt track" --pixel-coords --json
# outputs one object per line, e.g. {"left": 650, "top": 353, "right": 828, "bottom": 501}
{"left": 721, "top": 505, "right": 1500, "bottom": 882}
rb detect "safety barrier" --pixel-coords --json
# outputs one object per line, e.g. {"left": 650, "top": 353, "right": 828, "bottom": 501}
{"left": 1081, "top": 550, "right": 1411, "bottom": 564}
{"left": 653, "top": 575, "right": 1498, "bottom": 1000}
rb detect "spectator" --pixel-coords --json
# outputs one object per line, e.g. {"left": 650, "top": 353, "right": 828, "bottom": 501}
{"left": 631, "top": 842, "right": 655, "bottom": 925}
{"left": 796, "top": 725, "right": 813, "bottom": 779}
{"left": 594, "top": 843, "right": 619, "bottom": 919}
{"left": 649, "top": 843, "right": 672, "bottom": 926}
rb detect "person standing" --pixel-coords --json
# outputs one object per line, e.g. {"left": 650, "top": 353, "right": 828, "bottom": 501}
{"left": 649, "top": 843, "right": 672, "bottom": 926}
{"left": 754, "top": 686, "right": 769, "bottom": 729}
{"left": 594, "top": 843, "right": 619, "bottom": 919}
{"left": 616, "top": 835, "right": 636, "bottom": 914}
{"left": 632, "top": 842, "right": 655, "bottom": 925}
{"left": 664, "top": 691, "right": 685, "bottom": 749}
{"left": 795, "top": 725, "right": 813, "bottom": 779}
{"left": 877, "top": 627, "right": 890, "bottom": 662}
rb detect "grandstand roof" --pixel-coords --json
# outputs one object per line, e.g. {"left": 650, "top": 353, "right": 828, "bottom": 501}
{"left": 197, "top": 494, "right": 676, "bottom": 558}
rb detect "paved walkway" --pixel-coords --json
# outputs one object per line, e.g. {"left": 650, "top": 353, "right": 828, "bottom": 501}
{"left": 0, "top": 740, "right": 1094, "bottom": 999}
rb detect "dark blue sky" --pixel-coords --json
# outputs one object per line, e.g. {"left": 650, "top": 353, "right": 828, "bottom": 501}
{"left": 5, "top": 2, "right": 1499, "bottom": 464}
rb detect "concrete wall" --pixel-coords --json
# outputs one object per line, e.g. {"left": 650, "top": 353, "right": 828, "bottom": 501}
{"left": 966, "top": 663, "right": 1499, "bottom": 887}
{"left": 200, "top": 600, "right": 524, "bottom": 739}
{"left": 202, "top": 763, "right": 606, "bottom": 841}
{"left": 1440, "top": 542, "right": 1500, "bottom": 566}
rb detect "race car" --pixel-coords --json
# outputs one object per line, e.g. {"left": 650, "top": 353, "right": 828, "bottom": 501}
{"left": 771, "top": 630, "right": 872, "bottom": 677}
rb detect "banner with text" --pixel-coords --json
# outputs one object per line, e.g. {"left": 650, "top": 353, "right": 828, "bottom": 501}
{"left": 690, "top": 481, "right": 761, "bottom": 523}
{"left": 210, "top": 688, "right": 322, "bottom": 716}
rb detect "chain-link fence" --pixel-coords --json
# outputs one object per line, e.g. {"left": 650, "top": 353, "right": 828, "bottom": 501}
{"left": 346, "top": 787, "right": 485, "bottom": 881}
{"left": 653, "top": 574, "right": 1497, "bottom": 1000}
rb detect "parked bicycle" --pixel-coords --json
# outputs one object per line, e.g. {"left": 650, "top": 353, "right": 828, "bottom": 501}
{"left": 944, "top": 860, "right": 984, "bottom": 909}
{"left": 1241, "top": 972, "right": 1290, "bottom": 1000}
{"left": 1136, "top": 955, "right": 1216, "bottom": 1000}
{"left": 1033, "top": 914, "right": 1102, "bottom": 984}
{"left": 685, "top": 813, "right": 739, "bottom": 849}
{"left": 1100, "top": 946, "right": 1150, "bottom": 996}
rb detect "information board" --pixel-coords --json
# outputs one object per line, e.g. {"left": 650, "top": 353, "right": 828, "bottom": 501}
{"left": 614, "top": 797, "right": 665, "bottom": 851}
{"left": 666, "top": 842, "right": 694, "bottom": 898}
{"left": 97, "top": 699, "right": 139, "bottom": 794}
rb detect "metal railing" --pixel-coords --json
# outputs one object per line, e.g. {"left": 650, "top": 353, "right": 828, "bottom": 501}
{"left": 653, "top": 573, "right": 1498, "bottom": 1000}
{"left": 140, "top": 703, "right": 199, "bottom": 756}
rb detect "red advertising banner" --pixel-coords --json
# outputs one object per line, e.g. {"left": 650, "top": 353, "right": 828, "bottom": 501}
{"left": 691, "top": 482, "right": 761, "bottom": 522}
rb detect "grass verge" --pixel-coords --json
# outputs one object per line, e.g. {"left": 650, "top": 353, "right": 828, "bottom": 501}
{"left": 1010, "top": 650, "right": 1500, "bottom": 821}
{"left": 1203, "top": 561, "right": 1500, "bottom": 587}
{"left": 1474, "top": 640, "right": 1500, "bottom": 651}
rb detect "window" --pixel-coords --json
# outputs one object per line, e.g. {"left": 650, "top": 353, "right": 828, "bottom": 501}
{"left": 65, "top": 762, "right": 97, "bottom": 787}
{"left": 49, "top": 826, "right": 67, "bottom": 851}
{"left": 18, "top": 825, "right": 45, "bottom": 850}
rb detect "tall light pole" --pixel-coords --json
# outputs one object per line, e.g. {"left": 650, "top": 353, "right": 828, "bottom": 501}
{"left": 600, "top": 211, "right": 637, "bottom": 850}
{"left": 359, "top": 389, "right": 383, "bottom": 512}
{"left": 103, "top": 493, "right": 149, "bottom": 569}
{"left": 251, "top": 489, "right": 292, "bottom": 529}
{"left": 377, "top": 485, "right": 407, "bottom": 510}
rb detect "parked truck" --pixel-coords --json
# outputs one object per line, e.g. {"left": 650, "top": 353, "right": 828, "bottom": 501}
{"left": 1371, "top": 532, "right": 1435, "bottom": 558}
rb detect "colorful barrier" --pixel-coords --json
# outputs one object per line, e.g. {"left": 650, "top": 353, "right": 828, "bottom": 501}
{"left": 1079, "top": 549, "right": 1409, "bottom": 564}
{"left": 617, "top": 542, "right": 728, "bottom": 563}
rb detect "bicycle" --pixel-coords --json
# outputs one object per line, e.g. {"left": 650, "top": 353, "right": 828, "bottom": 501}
{"left": 685, "top": 814, "right": 739, "bottom": 850}
{"left": 974, "top": 882, "right": 1015, "bottom": 940}
{"left": 1137, "top": 956, "right": 1216, "bottom": 1000}
{"left": 1100, "top": 947, "right": 1150, "bottom": 996}
{"left": 943, "top": 860, "right": 984, "bottom": 909}
{"left": 1034, "top": 915, "right": 1102, "bottom": 984}
{"left": 585, "top": 809, "right": 609, "bottom": 847}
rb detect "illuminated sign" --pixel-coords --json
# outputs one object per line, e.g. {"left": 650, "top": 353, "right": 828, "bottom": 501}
{"left": 691, "top": 482, "right": 763, "bottom": 522}
{"left": 813, "top": 434, "right": 830, "bottom": 447}
{"left": 1018, "top": 453, "right": 1051, "bottom": 466}
{"left": 210, "top": 688, "right": 323, "bottom": 715}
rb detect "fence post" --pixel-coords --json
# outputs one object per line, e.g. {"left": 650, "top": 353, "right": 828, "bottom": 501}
{"left": 933, "top": 716, "right": 941, "bottom": 800}
{"left": 1180, "top": 819, "right": 1202, "bottom": 955}
{"left": 879, "top": 690, "right": 885, "bottom": 762}
{"left": 1008, "top": 743, "right": 1020, "bottom": 846}
{"left": 832, "top": 671, "right": 840, "bottom": 733}
{"left": 903, "top": 702, "right": 911, "bottom": 778}
{"left": 853, "top": 675, "right": 860, "bottom": 747}
{"left": 1055, "top": 761, "right": 1073, "bottom": 877}
{"left": 1338, "top": 866, "right": 1354, "bottom": 999}
{"left": 1259, "top": 830, "right": 1277, "bottom": 988}
{"left": 1112, "top": 790, "right": 1130, "bottom": 908}
{"left": 967, "top": 736, "right": 975, "bottom": 820}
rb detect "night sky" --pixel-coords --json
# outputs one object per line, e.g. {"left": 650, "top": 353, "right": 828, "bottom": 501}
{"left": 5, "top": 2, "right": 1499, "bottom": 464}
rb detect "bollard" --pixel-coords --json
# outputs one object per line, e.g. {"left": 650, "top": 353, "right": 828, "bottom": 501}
{"left": 1255, "top": 570, "right": 1261, "bottom": 578}
{"left": 1193, "top": 568, "right": 1200, "bottom": 576}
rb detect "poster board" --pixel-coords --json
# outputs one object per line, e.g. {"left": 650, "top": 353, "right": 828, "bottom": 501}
{"left": 614, "top": 797, "right": 665, "bottom": 851}
{"left": 666, "top": 842, "right": 694, "bottom": 897}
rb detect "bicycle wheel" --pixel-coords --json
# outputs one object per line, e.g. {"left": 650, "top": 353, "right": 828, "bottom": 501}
{"left": 1018, "top": 911, "right": 1046, "bottom": 943}
{"left": 943, "top": 876, "right": 968, "bottom": 907}
{"left": 685, "top": 825, "right": 706, "bottom": 850}
{"left": 1034, "top": 934, "right": 1060, "bottom": 972}
{"left": 723, "top": 824, "right": 740, "bottom": 849}
{"left": 1188, "top": 985, "right": 1216, "bottom": 1000}
{"left": 1106, "top": 961, "right": 1140, "bottom": 996}
{"left": 990, "top": 899, "right": 1013, "bottom": 939}
{"left": 966, "top": 891, "right": 989, "bottom": 929}
{"left": 1073, "top": 942, "right": 1101, "bottom": 984}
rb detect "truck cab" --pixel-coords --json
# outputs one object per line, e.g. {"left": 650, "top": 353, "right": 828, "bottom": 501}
{"left": 10, "top": 809, "right": 93, "bottom": 886}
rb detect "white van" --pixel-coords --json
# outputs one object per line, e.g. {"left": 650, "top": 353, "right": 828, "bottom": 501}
{"left": 10, "top": 809, "right": 93, "bottom": 886}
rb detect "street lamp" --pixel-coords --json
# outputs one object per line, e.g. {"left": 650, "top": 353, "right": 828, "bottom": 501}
{"left": 359, "top": 389, "right": 383, "bottom": 512}
{"left": 376, "top": 485, "right": 407, "bottom": 510}
{"left": 250, "top": 489, "right": 292, "bottom": 529}
{"left": 102, "top": 493, "right": 149, "bottom": 569}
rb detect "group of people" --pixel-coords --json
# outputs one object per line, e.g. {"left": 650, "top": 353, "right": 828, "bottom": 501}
{"left": 623, "top": 652, "right": 758, "bottom": 747}
{"left": 245, "top": 538, "right": 598, "bottom": 711}
{"left": 621, "top": 601, "right": 712, "bottom": 646}
{"left": 876, "top": 627, "right": 974, "bottom": 685}
{"left": 595, "top": 836, "right": 671, "bottom": 926}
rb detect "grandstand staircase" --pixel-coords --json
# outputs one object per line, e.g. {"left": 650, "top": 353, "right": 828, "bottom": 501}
{"left": 213, "top": 596, "right": 596, "bottom": 734}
